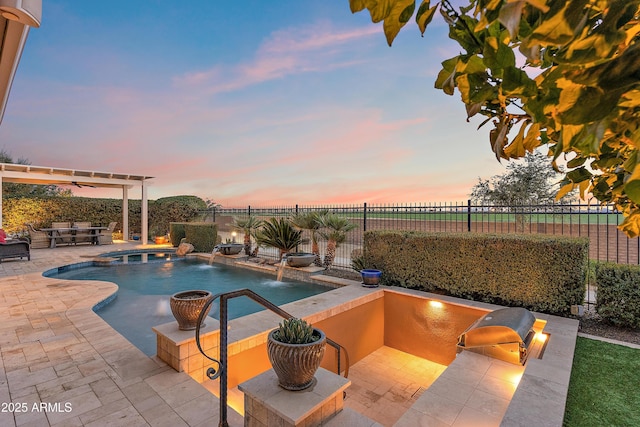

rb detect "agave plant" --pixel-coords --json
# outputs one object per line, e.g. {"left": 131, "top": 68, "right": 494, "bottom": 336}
{"left": 254, "top": 217, "right": 305, "bottom": 261}
{"left": 272, "top": 318, "right": 319, "bottom": 344}
{"left": 319, "top": 214, "right": 357, "bottom": 269}
{"left": 232, "top": 215, "right": 263, "bottom": 256}
{"left": 290, "top": 210, "right": 328, "bottom": 266}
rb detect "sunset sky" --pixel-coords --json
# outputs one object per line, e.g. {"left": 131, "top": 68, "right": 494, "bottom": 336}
{"left": 0, "top": 0, "right": 510, "bottom": 207}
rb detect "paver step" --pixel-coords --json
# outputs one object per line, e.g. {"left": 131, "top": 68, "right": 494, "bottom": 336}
{"left": 324, "top": 408, "right": 382, "bottom": 427}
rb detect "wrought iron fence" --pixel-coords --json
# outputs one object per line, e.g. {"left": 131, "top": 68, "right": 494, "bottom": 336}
{"left": 207, "top": 201, "right": 634, "bottom": 263}
{"left": 202, "top": 201, "right": 636, "bottom": 306}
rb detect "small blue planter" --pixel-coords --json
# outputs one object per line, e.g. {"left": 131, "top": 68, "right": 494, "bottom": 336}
{"left": 360, "top": 269, "right": 382, "bottom": 287}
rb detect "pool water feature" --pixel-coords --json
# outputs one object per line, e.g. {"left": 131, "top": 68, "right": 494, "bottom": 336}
{"left": 46, "top": 257, "right": 332, "bottom": 356}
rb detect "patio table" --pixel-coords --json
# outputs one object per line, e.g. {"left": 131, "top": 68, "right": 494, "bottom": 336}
{"left": 41, "top": 226, "right": 107, "bottom": 248}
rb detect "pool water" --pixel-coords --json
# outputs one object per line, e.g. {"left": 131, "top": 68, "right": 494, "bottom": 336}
{"left": 47, "top": 258, "right": 331, "bottom": 355}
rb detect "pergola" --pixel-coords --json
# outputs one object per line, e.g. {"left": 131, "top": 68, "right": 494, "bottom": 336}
{"left": 0, "top": 163, "right": 153, "bottom": 243}
{"left": 0, "top": 3, "right": 154, "bottom": 242}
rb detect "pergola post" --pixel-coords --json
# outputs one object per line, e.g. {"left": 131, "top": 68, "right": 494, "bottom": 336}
{"left": 141, "top": 181, "right": 148, "bottom": 244}
{"left": 122, "top": 186, "right": 129, "bottom": 240}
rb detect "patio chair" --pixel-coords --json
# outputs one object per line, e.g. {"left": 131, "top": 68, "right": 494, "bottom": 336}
{"left": 51, "top": 221, "right": 73, "bottom": 245}
{"left": 25, "top": 223, "right": 50, "bottom": 249}
{"left": 99, "top": 221, "right": 117, "bottom": 245}
{"left": 0, "top": 240, "right": 30, "bottom": 262}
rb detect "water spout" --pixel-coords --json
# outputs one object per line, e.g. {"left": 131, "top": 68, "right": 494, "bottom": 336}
{"left": 276, "top": 256, "right": 287, "bottom": 281}
{"left": 209, "top": 245, "right": 220, "bottom": 265}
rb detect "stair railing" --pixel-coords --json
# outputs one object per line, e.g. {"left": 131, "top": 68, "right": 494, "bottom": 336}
{"left": 195, "top": 288, "right": 350, "bottom": 427}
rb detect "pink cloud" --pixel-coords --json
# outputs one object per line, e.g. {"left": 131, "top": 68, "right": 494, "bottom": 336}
{"left": 172, "top": 23, "right": 378, "bottom": 94}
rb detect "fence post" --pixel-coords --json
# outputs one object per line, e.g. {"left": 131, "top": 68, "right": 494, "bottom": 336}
{"left": 467, "top": 199, "right": 471, "bottom": 232}
{"left": 248, "top": 205, "right": 251, "bottom": 217}
{"left": 363, "top": 202, "right": 367, "bottom": 232}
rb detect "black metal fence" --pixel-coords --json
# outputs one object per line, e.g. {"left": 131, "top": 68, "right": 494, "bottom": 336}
{"left": 208, "top": 201, "right": 635, "bottom": 262}
{"left": 202, "top": 201, "right": 637, "bottom": 305}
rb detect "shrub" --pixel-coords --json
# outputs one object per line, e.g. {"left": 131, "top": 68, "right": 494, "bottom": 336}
{"left": 169, "top": 222, "right": 187, "bottom": 246}
{"left": 595, "top": 263, "right": 640, "bottom": 328}
{"left": 183, "top": 223, "right": 218, "bottom": 252}
{"left": 363, "top": 231, "right": 589, "bottom": 315}
{"left": 3, "top": 195, "right": 205, "bottom": 238}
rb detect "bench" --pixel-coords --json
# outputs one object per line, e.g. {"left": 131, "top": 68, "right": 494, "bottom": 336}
{"left": 0, "top": 241, "right": 30, "bottom": 262}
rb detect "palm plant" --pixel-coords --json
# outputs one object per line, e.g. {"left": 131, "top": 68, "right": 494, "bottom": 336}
{"left": 290, "top": 210, "right": 328, "bottom": 266}
{"left": 319, "top": 214, "right": 356, "bottom": 269}
{"left": 254, "top": 217, "right": 305, "bottom": 261}
{"left": 232, "top": 215, "right": 263, "bottom": 256}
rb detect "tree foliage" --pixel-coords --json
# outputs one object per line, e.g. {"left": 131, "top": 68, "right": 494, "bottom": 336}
{"left": 470, "top": 151, "right": 575, "bottom": 205}
{"left": 0, "top": 149, "right": 72, "bottom": 198}
{"left": 350, "top": 0, "right": 640, "bottom": 235}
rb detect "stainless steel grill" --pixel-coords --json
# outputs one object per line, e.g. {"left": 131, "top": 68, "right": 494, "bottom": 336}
{"left": 456, "top": 307, "right": 536, "bottom": 365}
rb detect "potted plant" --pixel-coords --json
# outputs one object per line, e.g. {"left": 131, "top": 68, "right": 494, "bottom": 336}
{"left": 170, "top": 290, "right": 213, "bottom": 330}
{"left": 351, "top": 251, "right": 382, "bottom": 287}
{"left": 150, "top": 226, "right": 168, "bottom": 244}
{"left": 360, "top": 269, "right": 382, "bottom": 287}
{"left": 267, "top": 318, "right": 326, "bottom": 391}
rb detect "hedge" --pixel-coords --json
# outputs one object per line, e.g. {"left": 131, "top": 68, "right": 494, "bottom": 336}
{"left": 595, "top": 263, "right": 640, "bottom": 328}
{"left": 363, "top": 231, "right": 589, "bottom": 315}
{"left": 183, "top": 223, "right": 218, "bottom": 253}
{"left": 3, "top": 195, "right": 206, "bottom": 239}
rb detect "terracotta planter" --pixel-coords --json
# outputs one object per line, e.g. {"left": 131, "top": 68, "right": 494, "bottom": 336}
{"left": 154, "top": 236, "right": 167, "bottom": 244}
{"left": 267, "top": 328, "right": 326, "bottom": 391}
{"left": 285, "top": 252, "right": 316, "bottom": 268}
{"left": 170, "top": 290, "right": 213, "bottom": 330}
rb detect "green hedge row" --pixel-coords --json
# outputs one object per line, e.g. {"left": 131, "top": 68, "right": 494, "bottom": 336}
{"left": 184, "top": 223, "right": 218, "bottom": 252}
{"left": 3, "top": 195, "right": 206, "bottom": 237}
{"left": 595, "top": 263, "right": 640, "bottom": 328}
{"left": 363, "top": 231, "right": 589, "bottom": 315}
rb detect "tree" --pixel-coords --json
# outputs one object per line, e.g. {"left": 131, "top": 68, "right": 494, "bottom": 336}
{"left": 470, "top": 151, "right": 575, "bottom": 205}
{"left": 290, "top": 210, "right": 328, "bottom": 266}
{"left": 350, "top": 1, "right": 640, "bottom": 235}
{"left": 232, "top": 215, "right": 263, "bottom": 256}
{"left": 0, "top": 149, "right": 72, "bottom": 197}
{"left": 318, "top": 214, "right": 357, "bottom": 269}
{"left": 254, "top": 217, "right": 305, "bottom": 261}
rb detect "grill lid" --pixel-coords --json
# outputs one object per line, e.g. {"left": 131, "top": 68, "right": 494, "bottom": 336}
{"left": 457, "top": 307, "right": 535, "bottom": 348}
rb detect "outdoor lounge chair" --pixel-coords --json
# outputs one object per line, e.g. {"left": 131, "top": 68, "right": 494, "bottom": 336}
{"left": 25, "top": 223, "right": 50, "bottom": 249}
{"left": 99, "top": 221, "right": 117, "bottom": 245}
{"left": 0, "top": 240, "right": 30, "bottom": 262}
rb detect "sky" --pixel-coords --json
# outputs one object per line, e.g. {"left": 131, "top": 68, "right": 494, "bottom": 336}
{"left": 0, "top": 0, "right": 510, "bottom": 207}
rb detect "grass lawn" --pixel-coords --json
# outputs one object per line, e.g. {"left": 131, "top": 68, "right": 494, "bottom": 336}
{"left": 564, "top": 337, "right": 640, "bottom": 426}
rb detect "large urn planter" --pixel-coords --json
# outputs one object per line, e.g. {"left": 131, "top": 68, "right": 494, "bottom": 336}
{"left": 285, "top": 252, "right": 316, "bottom": 268}
{"left": 170, "top": 290, "right": 213, "bottom": 330}
{"left": 360, "top": 269, "right": 382, "bottom": 287}
{"left": 218, "top": 243, "right": 244, "bottom": 255}
{"left": 267, "top": 319, "right": 326, "bottom": 391}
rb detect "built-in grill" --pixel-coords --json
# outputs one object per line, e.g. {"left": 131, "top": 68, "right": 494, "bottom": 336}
{"left": 456, "top": 307, "right": 536, "bottom": 365}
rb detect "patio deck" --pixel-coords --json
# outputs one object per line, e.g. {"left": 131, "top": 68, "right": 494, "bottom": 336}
{"left": 0, "top": 242, "right": 580, "bottom": 426}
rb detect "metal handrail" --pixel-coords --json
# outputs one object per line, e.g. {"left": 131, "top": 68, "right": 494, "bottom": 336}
{"left": 194, "top": 288, "right": 350, "bottom": 427}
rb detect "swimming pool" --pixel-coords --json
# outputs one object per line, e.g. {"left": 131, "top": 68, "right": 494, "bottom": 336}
{"left": 45, "top": 254, "right": 332, "bottom": 355}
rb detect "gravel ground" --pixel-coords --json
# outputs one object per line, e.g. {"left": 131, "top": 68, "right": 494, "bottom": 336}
{"left": 578, "top": 310, "right": 640, "bottom": 345}
{"left": 324, "top": 269, "right": 640, "bottom": 345}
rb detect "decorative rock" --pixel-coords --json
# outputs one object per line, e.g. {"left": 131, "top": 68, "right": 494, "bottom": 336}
{"left": 176, "top": 242, "right": 194, "bottom": 256}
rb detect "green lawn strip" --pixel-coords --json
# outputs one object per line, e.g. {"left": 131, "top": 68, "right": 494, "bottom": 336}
{"left": 564, "top": 337, "right": 640, "bottom": 426}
